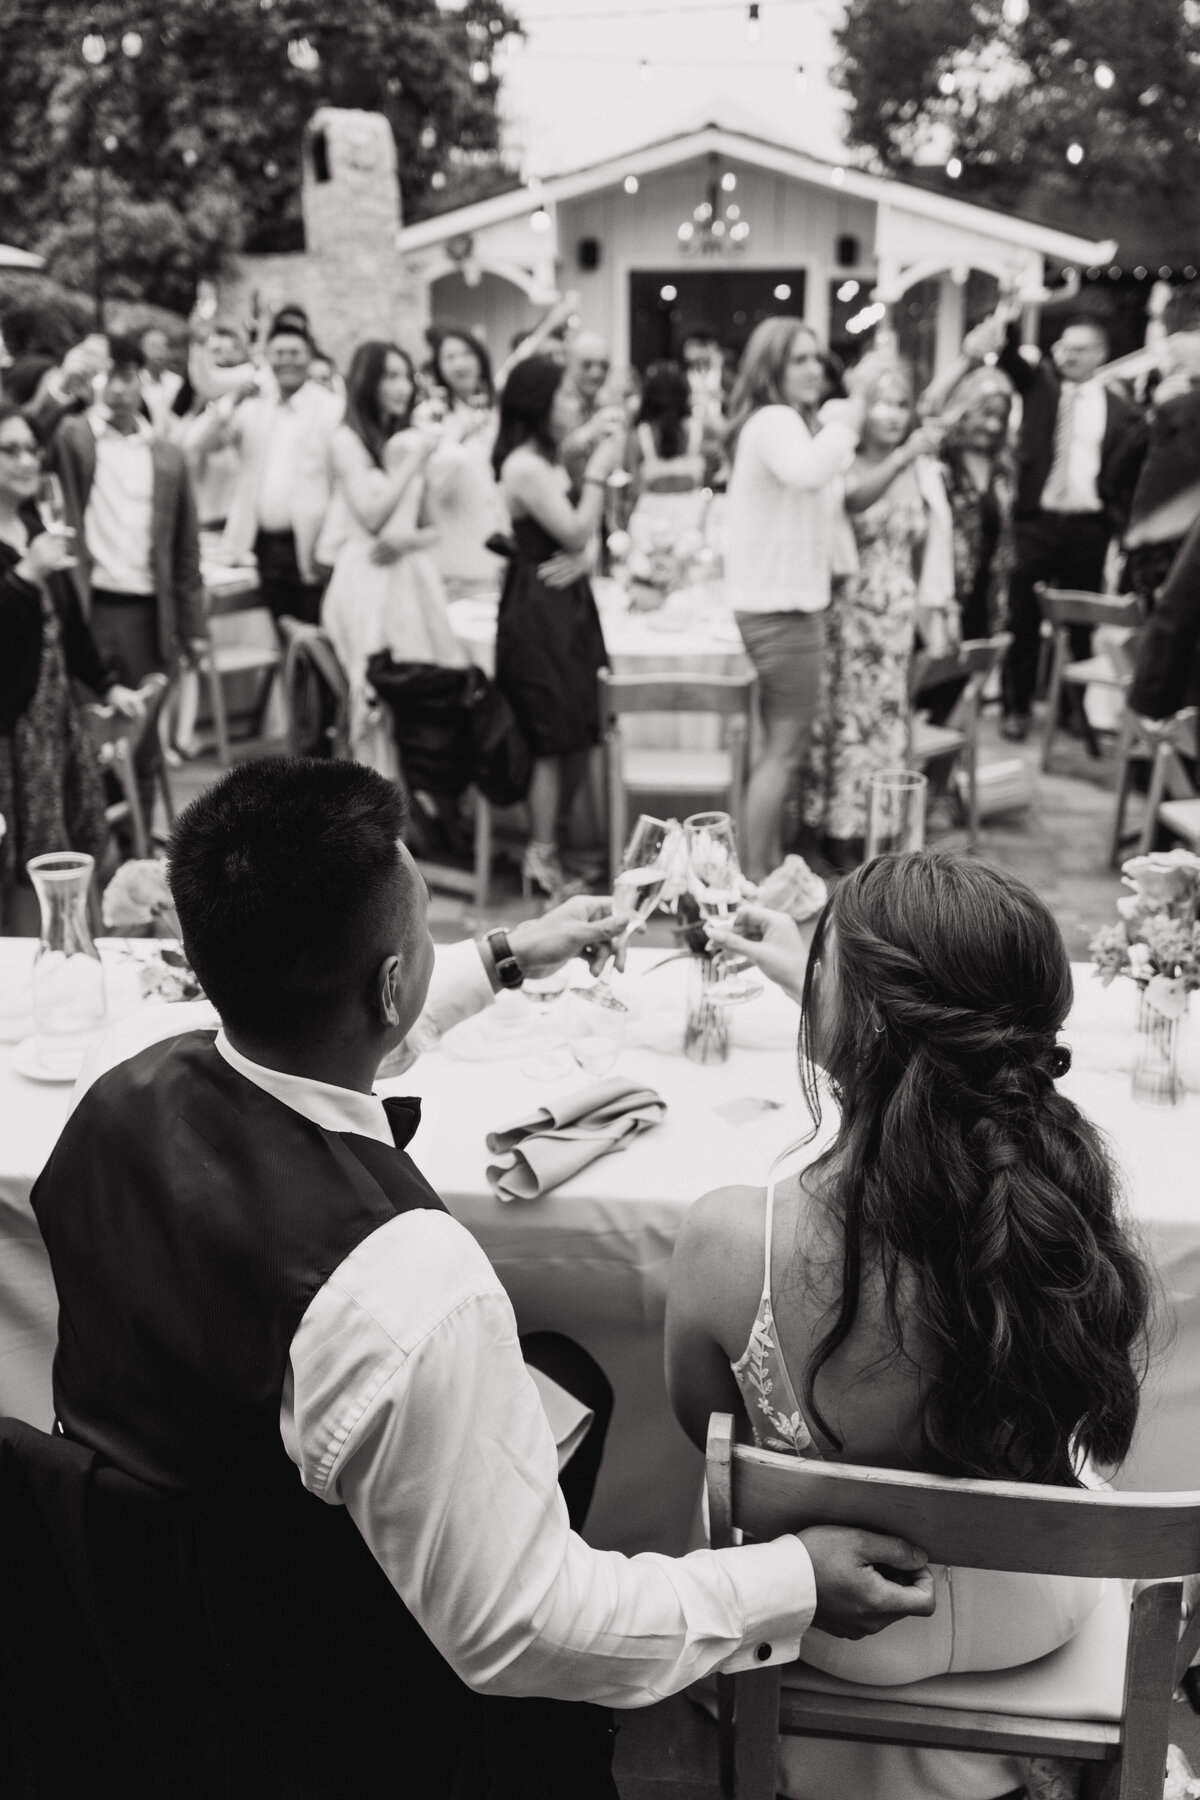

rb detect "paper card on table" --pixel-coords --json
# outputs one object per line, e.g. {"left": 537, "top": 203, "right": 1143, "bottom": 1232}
{"left": 713, "top": 1095, "right": 786, "bottom": 1127}
{"left": 486, "top": 1075, "right": 666, "bottom": 1201}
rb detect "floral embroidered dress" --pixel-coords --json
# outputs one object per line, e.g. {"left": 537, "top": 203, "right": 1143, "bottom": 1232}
{"left": 802, "top": 477, "right": 928, "bottom": 844}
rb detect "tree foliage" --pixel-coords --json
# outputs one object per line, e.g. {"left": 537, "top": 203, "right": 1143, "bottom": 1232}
{"left": 0, "top": 0, "right": 519, "bottom": 311}
{"left": 835, "top": 0, "right": 1200, "bottom": 259}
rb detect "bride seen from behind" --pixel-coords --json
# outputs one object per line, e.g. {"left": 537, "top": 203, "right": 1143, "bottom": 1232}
{"left": 666, "top": 851, "right": 1153, "bottom": 1800}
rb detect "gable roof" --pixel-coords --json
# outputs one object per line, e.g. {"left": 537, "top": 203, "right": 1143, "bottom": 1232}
{"left": 399, "top": 117, "right": 1115, "bottom": 266}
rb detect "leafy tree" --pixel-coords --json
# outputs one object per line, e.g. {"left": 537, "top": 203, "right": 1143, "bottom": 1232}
{"left": 0, "top": 0, "right": 519, "bottom": 312}
{"left": 835, "top": 0, "right": 1200, "bottom": 261}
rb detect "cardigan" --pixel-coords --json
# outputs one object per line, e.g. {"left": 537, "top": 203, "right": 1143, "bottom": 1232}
{"left": 0, "top": 512, "right": 114, "bottom": 734}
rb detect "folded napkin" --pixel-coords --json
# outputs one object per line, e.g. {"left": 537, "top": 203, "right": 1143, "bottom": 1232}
{"left": 486, "top": 1075, "right": 666, "bottom": 1201}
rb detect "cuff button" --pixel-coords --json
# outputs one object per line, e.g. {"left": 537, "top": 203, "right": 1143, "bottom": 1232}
{"left": 755, "top": 1642, "right": 772, "bottom": 1662}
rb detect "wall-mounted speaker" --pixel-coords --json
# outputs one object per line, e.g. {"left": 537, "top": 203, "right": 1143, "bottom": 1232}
{"left": 836, "top": 234, "right": 860, "bottom": 268}
{"left": 577, "top": 237, "right": 601, "bottom": 272}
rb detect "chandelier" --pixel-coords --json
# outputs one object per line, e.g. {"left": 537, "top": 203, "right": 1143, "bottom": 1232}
{"left": 677, "top": 155, "right": 750, "bottom": 256}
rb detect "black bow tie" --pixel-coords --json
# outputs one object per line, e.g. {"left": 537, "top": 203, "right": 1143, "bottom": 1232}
{"left": 381, "top": 1095, "right": 422, "bottom": 1150}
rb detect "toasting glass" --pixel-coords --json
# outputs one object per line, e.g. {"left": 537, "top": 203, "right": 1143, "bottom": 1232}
{"left": 684, "top": 811, "right": 762, "bottom": 1004}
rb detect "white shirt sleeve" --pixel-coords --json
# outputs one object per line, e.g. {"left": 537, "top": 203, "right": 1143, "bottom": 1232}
{"left": 284, "top": 1209, "right": 815, "bottom": 1707}
{"left": 407, "top": 939, "right": 495, "bottom": 1053}
{"left": 753, "top": 407, "right": 859, "bottom": 492}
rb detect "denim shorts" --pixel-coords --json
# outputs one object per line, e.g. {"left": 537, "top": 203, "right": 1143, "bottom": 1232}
{"left": 734, "top": 609, "right": 827, "bottom": 727}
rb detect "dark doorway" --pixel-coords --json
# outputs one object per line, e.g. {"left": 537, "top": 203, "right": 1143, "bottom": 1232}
{"left": 629, "top": 267, "right": 807, "bottom": 370}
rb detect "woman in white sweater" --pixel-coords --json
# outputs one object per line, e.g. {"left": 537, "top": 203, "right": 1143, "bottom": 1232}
{"left": 724, "top": 319, "right": 864, "bottom": 878}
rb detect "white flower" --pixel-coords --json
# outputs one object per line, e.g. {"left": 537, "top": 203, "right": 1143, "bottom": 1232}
{"left": 1146, "top": 973, "right": 1190, "bottom": 1019}
{"left": 1128, "top": 941, "right": 1153, "bottom": 977}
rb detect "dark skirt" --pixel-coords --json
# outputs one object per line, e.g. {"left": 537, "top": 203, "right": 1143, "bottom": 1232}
{"left": 495, "top": 562, "right": 607, "bottom": 758}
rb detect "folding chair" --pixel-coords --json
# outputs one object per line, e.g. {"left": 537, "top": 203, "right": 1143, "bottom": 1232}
{"left": 1037, "top": 589, "right": 1144, "bottom": 771}
{"left": 707, "top": 1411, "right": 1200, "bottom": 1800}
{"left": 600, "top": 669, "right": 757, "bottom": 882}
{"left": 195, "top": 606, "right": 283, "bottom": 765}
{"left": 1137, "top": 727, "right": 1200, "bottom": 856}
{"left": 83, "top": 673, "right": 175, "bottom": 860}
{"left": 277, "top": 619, "right": 351, "bottom": 760}
{"left": 1110, "top": 707, "right": 1198, "bottom": 867}
{"left": 908, "top": 634, "right": 1012, "bottom": 850}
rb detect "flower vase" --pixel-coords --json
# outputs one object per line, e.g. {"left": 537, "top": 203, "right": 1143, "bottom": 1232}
{"left": 1131, "top": 984, "right": 1187, "bottom": 1107}
{"left": 684, "top": 955, "right": 730, "bottom": 1065}
{"left": 27, "top": 852, "right": 107, "bottom": 1078}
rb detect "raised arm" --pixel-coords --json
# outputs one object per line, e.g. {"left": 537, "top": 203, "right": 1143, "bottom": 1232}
{"left": 332, "top": 426, "right": 435, "bottom": 538}
{"left": 502, "top": 434, "right": 622, "bottom": 553}
{"left": 752, "top": 401, "right": 862, "bottom": 492}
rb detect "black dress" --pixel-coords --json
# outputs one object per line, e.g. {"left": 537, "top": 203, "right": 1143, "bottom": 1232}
{"left": 495, "top": 511, "right": 607, "bottom": 758}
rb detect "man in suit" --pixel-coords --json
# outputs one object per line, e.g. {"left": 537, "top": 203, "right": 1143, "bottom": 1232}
{"left": 195, "top": 321, "right": 341, "bottom": 624}
{"left": 49, "top": 333, "right": 204, "bottom": 822}
{"left": 969, "top": 313, "right": 1138, "bottom": 740}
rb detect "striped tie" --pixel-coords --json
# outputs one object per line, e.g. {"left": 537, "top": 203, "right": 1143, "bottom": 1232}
{"left": 1043, "top": 381, "right": 1078, "bottom": 510}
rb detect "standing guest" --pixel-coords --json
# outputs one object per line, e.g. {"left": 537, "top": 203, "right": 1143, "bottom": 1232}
{"left": 48, "top": 335, "right": 203, "bottom": 829}
{"left": 560, "top": 330, "right": 619, "bottom": 491}
{"left": 35, "top": 757, "right": 934, "bottom": 1799}
{"left": 181, "top": 327, "right": 256, "bottom": 535}
{"left": 1129, "top": 511, "right": 1200, "bottom": 759}
{"left": 626, "top": 360, "right": 707, "bottom": 566}
{"left": 197, "top": 322, "right": 342, "bottom": 624}
{"left": 803, "top": 360, "right": 954, "bottom": 868}
{"left": 139, "top": 326, "right": 183, "bottom": 437}
{"left": 965, "top": 312, "right": 1138, "bottom": 741}
{"left": 723, "top": 317, "right": 865, "bottom": 880}
{"left": 494, "top": 356, "right": 623, "bottom": 900}
{"left": 321, "top": 341, "right": 464, "bottom": 773}
{"left": 423, "top": 328, "right": 509, "bottom": 598}
{"left": 307, "top": 349, "right": 340, "bottom": 395}
{"left": 1119, "top": 338, "right": 1200, "bottom": 605}
{"left": 937, "top": 366, "right": 1015, "bottom": 643}
{"left": 0, "top": 406, "right": 143, "bottom": 930}
{"left": 671, "top": 851, "right": 1150, "bottom": 1800}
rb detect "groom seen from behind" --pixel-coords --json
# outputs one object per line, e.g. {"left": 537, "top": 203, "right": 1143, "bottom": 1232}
{"left": 33, "top": 758, "right": 937, "bottom": 1799}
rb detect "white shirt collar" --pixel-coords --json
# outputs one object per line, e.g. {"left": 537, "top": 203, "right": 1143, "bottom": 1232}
{"left": 213, "top": 1029, "right": 394, "bottom": 1146}
{"left": 89, "top": 404, "right": 153, "bottom": 443}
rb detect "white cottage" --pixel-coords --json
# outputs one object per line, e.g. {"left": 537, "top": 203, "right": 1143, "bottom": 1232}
{"left": 400, "top": 111, "right": 1116, "bottom": 381}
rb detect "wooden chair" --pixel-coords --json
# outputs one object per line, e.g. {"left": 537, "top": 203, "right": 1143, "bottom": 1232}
{"left": 908, "top": 634, "right": 1012, "bottom": 850}
{"left": 707, "top": 1412, "right": 1200, "bottom": 1800}
{"left": 1037, "top": 588, "right": 1144, "bottom": 772}
{"left": 1110, "top": 708, "right": 1198, "bottom": 867}
{"left": 1136, "top": 727, "right": 1200, "bottom": 857}
{"left": 83, "top": 673, "right": 174, "bottom": 860}
{"left": 600, "top": 669, "right": 757, "bottom": 881}
{"left": 277, "top": 619, "right": 351, "bottom": 760}
{"left": 195, "top": 605, "right": 283, "bottom": 766}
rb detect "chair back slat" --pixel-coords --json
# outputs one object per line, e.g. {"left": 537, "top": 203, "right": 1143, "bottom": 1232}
{"left": 1036, "top": 587, "right": 1145, "bottom": 631}
{"left": 911, "top": 634, "right": 1010, "bottom": 703}
{"left": 710, "top": 1420, "right": 1200, "bottom": 1578}
{"left": 599, "top": 669, "right": 757, "bottom": 717}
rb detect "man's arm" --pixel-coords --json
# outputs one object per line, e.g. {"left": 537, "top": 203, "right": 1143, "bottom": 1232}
{"left": 288, "top": 1212, "right": 935, "bottom": 1705}
{"left": 171, "top": 456, "right": 206, "bottom": 650}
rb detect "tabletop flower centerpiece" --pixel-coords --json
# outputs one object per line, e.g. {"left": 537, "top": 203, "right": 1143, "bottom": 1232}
{"left": 101, "top": 860, "right": 204, "bottom": 1004}
{"left": 1090, "top": 849, "right": 1200, "bottom": 1106}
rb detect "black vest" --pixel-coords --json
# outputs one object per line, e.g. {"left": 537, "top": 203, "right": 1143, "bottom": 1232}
{"left": 32, "top": 1033, "right": 469, "bottom": 1798}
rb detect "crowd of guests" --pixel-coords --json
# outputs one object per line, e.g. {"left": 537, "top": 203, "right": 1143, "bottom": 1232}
{"left": 3, "top": 289, "right": 1199, "bottom": 924}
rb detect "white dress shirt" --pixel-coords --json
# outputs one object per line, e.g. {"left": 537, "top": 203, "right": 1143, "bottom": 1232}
{"left": 85, "top": 408, "right": 156, "bottom": 594}
{"left": 141, "top": 369, "right": 184, "bottom": 439}
{"left": 1040, "top": 379, "right": 1106, "bottom": 514}
{"left": 73, "top": 938, "right": 817, "bottom": 1706}
{"left": 256, "top": 394, "right": 311, "bottom": 532}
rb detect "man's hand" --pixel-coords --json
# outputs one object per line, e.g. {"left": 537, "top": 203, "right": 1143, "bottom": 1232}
{"left": 105, "top": 683, "right": 146, "bottom": 720}
{"left": 705, "top": 903, "right": 814, "bottom": 1006}
{"left": 962, "top": 312, "right": 1007, "bottom": 363}
{"left": 508, "top": 895, "right": 625, "bottom": 980}
{"left": 801, "top": 1528, "right": 936, "bottom": 1639}
{"left": 537, "top": 549, "right": 592, "bottom": 590}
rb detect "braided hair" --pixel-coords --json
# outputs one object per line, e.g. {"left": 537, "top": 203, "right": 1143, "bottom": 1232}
{"left": 797, "top": 851, "right": 1151, "bottom": 1486}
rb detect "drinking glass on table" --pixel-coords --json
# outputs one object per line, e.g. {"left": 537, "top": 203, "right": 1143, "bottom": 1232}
{"left": 579, "top": 814, "right": 674, "bottom": 1012}
{"left": 684, "top": 811, "right": 762, "bottom": 1004}
{"left": 865, "top": 769, "right": 928, "bottom": 860}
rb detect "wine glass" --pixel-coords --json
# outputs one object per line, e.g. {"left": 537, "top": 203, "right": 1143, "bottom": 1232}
{"left": 37, "top": 473, "right": 67, "bottom": 535}
{"left": 578, "top": 814, "right": 674, "bottom": 1012}
{"left": 684, "top": 811, "right": 762, "bottom": 1004}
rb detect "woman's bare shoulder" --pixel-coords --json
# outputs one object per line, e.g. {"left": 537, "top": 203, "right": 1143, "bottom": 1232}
{"left": 674, "top": 1184, "right": 769, "bottom": 1335}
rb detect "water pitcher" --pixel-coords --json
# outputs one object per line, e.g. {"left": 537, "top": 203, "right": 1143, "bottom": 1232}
{"left": 27, "top": 853, "right": 107, "bottom": 1077}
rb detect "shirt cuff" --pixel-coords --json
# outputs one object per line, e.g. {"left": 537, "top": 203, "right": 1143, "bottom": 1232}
{"left": 716, "top": 1536, "right": 816, "bottom": 1674}
{"left": 407, "top": 937, "right": 497, "bottom": 1052}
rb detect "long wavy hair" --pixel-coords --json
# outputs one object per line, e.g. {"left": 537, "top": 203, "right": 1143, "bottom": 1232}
{"left": 431, "top": 327, "right": 495, "bottom": 406}
{"left": 637, "top": 360, "right": 691, "bottom": 460}
{"left": 725, "top": 316, "right": 821, "bottom": 460}
{"left": 492, "top": 354, "right": 564, "bottom": 478}
{"left": 796, "top": 851, "right": 1151, "bottom": 1486}
{"left": 343, "top": 340, "right": 416, "bottom": 469}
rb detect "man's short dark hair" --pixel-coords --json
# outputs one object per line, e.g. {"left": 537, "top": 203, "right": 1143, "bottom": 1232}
{"left": 107, "top": 333, "right": 146, "bottom": 372}
{"left": 167, "top": 758, "right": 411, "bottom": 1040}
{"left": 266, "top": 322, "right": 314, "bottom": 353}
{"left": 1064, "top": 313, "right": 1110, "bottom": 346}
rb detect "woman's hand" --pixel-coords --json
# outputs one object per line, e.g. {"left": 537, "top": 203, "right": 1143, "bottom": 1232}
{"left": 369, "top": 526, "right": 440, "bottom": 566}
{"left": 584, "top": 432, "right": 624, "bottom": 485}
{"left": 818, "top": 392, "right": 866, "bottom": 436}
{"left": 704, "top": 902, "right": 815, "bottom": 1005}
{"left": 537, "top": 548, "right": 592, "bottom": 590}
{"left": 901, "top": 420, "right": 946, "bottom": 463}
{"left": 105, "top": 683, "right": 146, "bottom": 720}
{"left": 17, "top": 529, "right": 77, "bottom": 583}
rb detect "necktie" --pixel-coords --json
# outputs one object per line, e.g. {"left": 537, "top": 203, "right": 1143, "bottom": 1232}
{"left": 1043, "top": 381, "right": 1078, "bottom": 509}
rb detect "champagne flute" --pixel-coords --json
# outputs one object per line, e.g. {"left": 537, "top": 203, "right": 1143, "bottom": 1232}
{"left": 684, "top": 811, "right": 762, "bottom": 1004}
{"left": 37, "top": 473, "right": 67, "bottom": 535}
{"left": 578, "top": 814, "right": 673, "bottom": 1012}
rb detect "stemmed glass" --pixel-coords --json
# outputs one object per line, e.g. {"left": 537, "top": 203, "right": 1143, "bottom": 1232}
{"left": 684, "top": 811, "right": 762, "bottom": 1004}
{"left": 37, "top": 473, "right": 68, "bottom": 534}
{"left": 579, "top": 814, "right": 675, "bottom": 1012}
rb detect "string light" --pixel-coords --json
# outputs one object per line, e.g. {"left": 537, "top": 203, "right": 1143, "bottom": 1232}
{"left": 81, "top": 33, "right": 107, "bottom": 64}
{"left": 773, "top": 282, "right": 791, "bottom": 300}
{"left": 938, "top": 71, "right": 957, "bottom": 95}
{"left": 830, "top": 166, "right": 845, "bottom": 185}
{"left": 624, "top": 174, "right": 639, "bottom": 194}
{"left": 660, "top": 283, "right": 677, "bottom": 301}
{"left": 794, "top": 65, "right": 807, "bottom": 91}
{"left": 120, "top": 31, "right": 143, "bottom": 57}
{"left": 1066, "top": 142, "right": 1084, "bottom": 165}
{"left": 1094, "top": 63, "right": 1115, "bottom": 89}
{"left": 470, "top": 60, "right": 490, "bottom": 83}
{"left": 530, "top": 208, "right": 552, "bottom": 233}
{"left": 946, "top": 156, "right": 963, "bottom": 179}
{"left": 721, "top": 171, "right": 737, "bottom": 191}
{"left": 286, "top": 36, "right": 320, "bottom": 72}
{"left": 1002, "top": 0, "right": 1029, "bottom": 22}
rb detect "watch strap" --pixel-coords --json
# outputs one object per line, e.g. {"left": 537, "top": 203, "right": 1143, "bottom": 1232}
{"left": 486, "top": 929, "right": 524, "bottom": 990}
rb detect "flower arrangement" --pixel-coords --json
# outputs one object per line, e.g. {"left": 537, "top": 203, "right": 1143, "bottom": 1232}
{"left": 101, "top": 860, "right": 203, "bottom": 1003}
{"left": 1090, "top": 850, "right": 1200, "bottom": 1019}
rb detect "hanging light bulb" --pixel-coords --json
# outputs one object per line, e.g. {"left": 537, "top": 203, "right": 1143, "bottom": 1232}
{"left": 286, "top": 36, "right": 320, "bottom": 72}
{"left": 1066, "top": 141, "right": 1084, "bottom": 164}
{"left": 624, "top": 175, "right": 639, "bottom": 195}
{"left": 746, "top": 4, "right": 760, "bottom": 45}
{"left": 938, "top": 71, "right": 957, "bottom": 95}
{"left": 947, "top": 156, "right": 963, "bottom": 179}
{"left": 121, "top": 30, "right": 143, "bottom": 58}
{"left": 81, "top": 32, "right": 107, "bottom": 64}
{"left": 794, "top": 65, "right": 807, "bottom": 92}
{"left": 470, "top": 60, "right": 489, "bottom": 84}
{"left": 1094, "top": 63, "right": 1115, "bottom": 89}
{"left": 721, "top": 171, "right": 737, "bottom": 192}
{"left": 1002, "top": 0, "right": 1029, "bottom": 22}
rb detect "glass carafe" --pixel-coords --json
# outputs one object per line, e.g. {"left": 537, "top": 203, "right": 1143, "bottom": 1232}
{"left": 27, "top": 853, "right": 107, "bottom": 1077}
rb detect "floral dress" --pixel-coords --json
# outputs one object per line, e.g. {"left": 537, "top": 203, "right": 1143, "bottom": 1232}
{"left": 803, "top": 477, "right": 928, "bottom": 843}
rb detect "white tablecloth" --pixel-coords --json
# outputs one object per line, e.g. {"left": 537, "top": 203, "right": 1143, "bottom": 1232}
{"left": 0, "top": 943, "right": 1197, "bottom": 1556}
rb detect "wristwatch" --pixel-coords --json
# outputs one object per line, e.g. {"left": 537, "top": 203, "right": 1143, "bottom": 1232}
{"left": 485, "top": 929, "right": 524, "bottom": 990}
